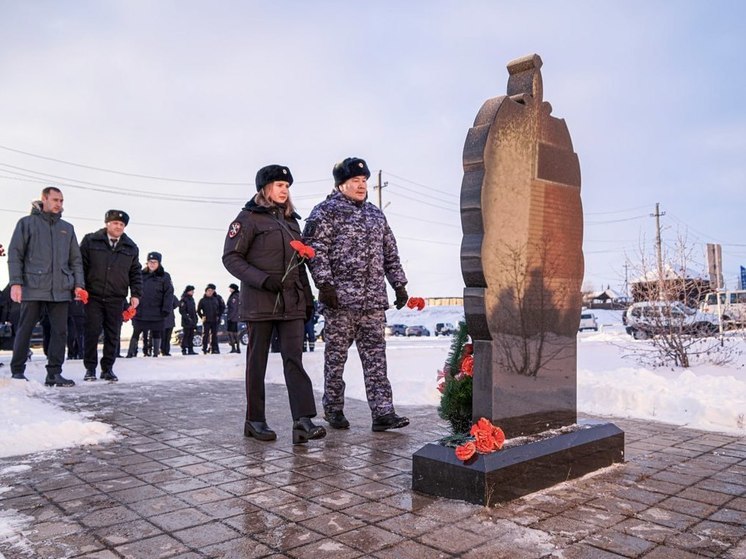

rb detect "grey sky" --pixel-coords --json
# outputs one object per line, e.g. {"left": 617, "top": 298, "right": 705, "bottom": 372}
{"left": 1, "top": 1, "right": 744, "bottom": 297}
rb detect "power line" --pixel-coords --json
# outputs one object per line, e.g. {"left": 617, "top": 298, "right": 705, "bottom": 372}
{"left": 0, "top": 143, "right": 329, "bottom": 186}
{"left": 384, "top": 171, "right": 457, "bottom": 199}
{"left": 385, "top": 188, "right": 458, "bottom": 212}
{"left": 584, "top": 204, "right": 651, "bottom": 216}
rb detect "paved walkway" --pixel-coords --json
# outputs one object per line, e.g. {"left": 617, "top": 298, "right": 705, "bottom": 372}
{"left": 1, "top": 380, "right": 745, "bottom": 559}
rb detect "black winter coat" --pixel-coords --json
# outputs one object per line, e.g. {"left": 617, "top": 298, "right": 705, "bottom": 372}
{"left": 197, "top": 294, "right": 225, "bottom": 322}
{"left": 164, "top": 295, "right": 179, "bottom": 329}
{"left": 136, "top": 265, "right": 174, "bottom": 322}
{"left": 226, "top": 290, "right": 240, "bottom": 322}
{"left": 179, "top": 293, "right": 198, "bottom": 328}
{"left": 79, "top": 228, "right": 142, "bottom": 301}
{"left": 222, "top": 199, "right": 312, "bottom": 322}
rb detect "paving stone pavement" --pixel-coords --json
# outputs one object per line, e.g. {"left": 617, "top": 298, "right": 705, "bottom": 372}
{"left": 1, "top": 379, "right": 745, "bottom": 559}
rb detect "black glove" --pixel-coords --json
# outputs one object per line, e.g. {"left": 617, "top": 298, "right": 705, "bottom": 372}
{"left": 263, "top": 276, "right": 283, "bottom": 293}
{"left": 305, "top": 306, "right": 314, "bottom": 323}
{"left": 394, "top": 285, "right": 409, "bottom": 310}
{"left": 318, "top": 284, "right": 339, "bottom": 309}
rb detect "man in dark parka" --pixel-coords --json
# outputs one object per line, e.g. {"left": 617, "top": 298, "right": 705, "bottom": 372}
{"left": 80, "top": 209, "right": 142, "bottom": 381}
{"left": 7, "top": 187, "right": 85, "bottom": 386}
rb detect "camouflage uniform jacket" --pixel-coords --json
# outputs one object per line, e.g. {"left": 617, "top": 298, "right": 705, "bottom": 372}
{"left": 223, "top": 200, "right": 313, "bottom": 322}
{"left": 303, "top": 191, "right": 407, "bottom": 312}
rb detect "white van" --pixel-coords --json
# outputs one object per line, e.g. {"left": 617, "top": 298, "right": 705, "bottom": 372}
{"left": 699, "top": 290, "right": 746, "bottom": 326}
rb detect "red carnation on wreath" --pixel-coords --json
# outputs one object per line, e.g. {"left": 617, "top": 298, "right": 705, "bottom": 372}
{"left": 454, "top": 417, "right": 506, "bottom": 462}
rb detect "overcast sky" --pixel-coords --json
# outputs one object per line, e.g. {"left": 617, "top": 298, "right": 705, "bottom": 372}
{"left": 1, "top": 1, "right": 744, "bottom": 298}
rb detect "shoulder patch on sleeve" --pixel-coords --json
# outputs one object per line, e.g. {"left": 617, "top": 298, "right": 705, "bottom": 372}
{"left": 228, "top": 221, "right": 241, "bottom": 238}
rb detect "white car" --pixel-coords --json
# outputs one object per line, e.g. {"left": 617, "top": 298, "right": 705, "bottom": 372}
{"left": 624, "top": 301, "right": 718, "bottom": 340}
{"left": 578, "top": 312, "right": 598, "bottom": 332}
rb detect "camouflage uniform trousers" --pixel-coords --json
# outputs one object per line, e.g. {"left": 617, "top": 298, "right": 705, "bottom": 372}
{"left": 322, "top": 308, "right": 395, "bottom": 419}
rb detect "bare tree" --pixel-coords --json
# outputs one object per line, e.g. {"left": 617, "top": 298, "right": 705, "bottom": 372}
{"left": 626, "top": 234, "right": 731, "bottom": 368}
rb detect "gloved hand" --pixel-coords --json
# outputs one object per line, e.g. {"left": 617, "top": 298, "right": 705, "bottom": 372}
{"left": 318, "top": 284, "right": 339, "bottom": 309}
{"left": 263, "top": 276, "right": 283, "bottom": 293}
{"left": 394, "top": 285, "right": 409, "bottom": 310}
{"left": 305, "top": 306, "right": 314, "bottom": 323}
{"left": 74, "top": 287, "right": 89, "bottom": 304}
{"left": 122, "top": 307, "right": 137, "bottom": 322}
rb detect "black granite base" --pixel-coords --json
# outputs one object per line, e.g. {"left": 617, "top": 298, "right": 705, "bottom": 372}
{"left": 412, "top": 422, "right": 624, "bottom": 506}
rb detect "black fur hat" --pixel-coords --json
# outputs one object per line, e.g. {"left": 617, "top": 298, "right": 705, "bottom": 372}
{"left": 105, "top": 209, "right": 130, "bottom": 226}
{"left": 206, "top": 283, "right": 216, "bottom": 290}
{"left": 184, "top": 285, "right": 195, "bottom": 293}
{"left": 333, "top": 157, "right": 370, "bottom": 186}
{"left": 255, "top": 165, "right": 293, "bottom": 191}
{"left": 229, "top": 283, "right": 239, "bottom": 291}
{"left": 146, "top": 251, "right": 162, "bottom": 263}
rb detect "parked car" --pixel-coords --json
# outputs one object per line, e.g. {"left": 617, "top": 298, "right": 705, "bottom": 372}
{"left": 434, "top": 322, "right": 455, "bottom": 336}
{"left": 405, "top": 325, "right": 430, "bottom": 337}
{"left": 699, "top": 289, "right": 746, "bottom": 327}
{"left": 624, "top": 301, "right": 718, "bottom": 340}
{"left": 385, "top": 323, "right": 407, "bottom": 336}
{"left": 173, "top": 311, "right": 248, "bottom": 347}
{"left": 578, "top": 312, "right": 598, "bottom": 332}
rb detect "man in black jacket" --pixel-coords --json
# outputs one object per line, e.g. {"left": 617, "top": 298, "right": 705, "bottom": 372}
{"left": 79, "top": 210, "right": 142, "bottom": 382}
{"left": 179, "top": 285, "right": 198, "bottom": 355}
{"left": 197, "top": 283, "right": 225, "bottom": 354}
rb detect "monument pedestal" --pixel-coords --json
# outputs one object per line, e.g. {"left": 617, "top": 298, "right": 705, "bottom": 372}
{"left": 412, "top": 421, "right": 624, "bottom": 506}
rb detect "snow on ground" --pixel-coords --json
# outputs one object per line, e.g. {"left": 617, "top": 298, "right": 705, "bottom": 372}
{"left": 1, "top": 305, "right": 745, "bottom": 551}
{"left": 0, "top": 306, "right": 744, "bottom": 463}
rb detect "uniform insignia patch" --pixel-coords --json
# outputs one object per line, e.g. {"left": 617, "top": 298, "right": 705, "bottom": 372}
{"left": 228, "top": 221, "right": 241, "bottom": 238}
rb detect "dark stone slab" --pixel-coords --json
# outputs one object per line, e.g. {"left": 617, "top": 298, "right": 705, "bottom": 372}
{"left": 412, "top": 422, "right": 624, "bottom": 506}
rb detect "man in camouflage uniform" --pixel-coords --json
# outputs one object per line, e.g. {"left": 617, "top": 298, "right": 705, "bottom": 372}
{"left": 303, "top": 157, "right": 410, "bottom": 432}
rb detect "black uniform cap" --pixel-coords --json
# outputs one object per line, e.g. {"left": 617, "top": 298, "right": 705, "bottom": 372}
{"left": 105, "top": 209, "right": 130, "bottom": 225}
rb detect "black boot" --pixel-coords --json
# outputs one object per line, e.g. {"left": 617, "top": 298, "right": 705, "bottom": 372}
{"left": 45, "top": 373, "right": 75, "bottom": 387}
{"left": 324, "top": 410, "right": 350, "bottom": 429}
{"left": 292, "top": 417, "right": 327, "bottom": 444}
{"left": 83, "top": 370, "right": 97, "bottom": 382}
{"left": 11, "top": 373, "right": 28, "bottom": 381}
{"left": 244, "top": 420, "right": 277, "bottom": 441}
{"left": 100, "top": 370, "right": 118, "bottom": 382}
{"left": 372, "top": 413, "right": 410, "bottom": 432}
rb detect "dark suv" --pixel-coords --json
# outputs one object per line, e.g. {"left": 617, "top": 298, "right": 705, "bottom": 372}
{"left": 434, "top": 323, "right": 455, "bottom": 336}
{"left": 385, "top": 323, "right": 407, "bottom": 336}
{"left": 173, "top": 312, "right": 248, "bottom": 347}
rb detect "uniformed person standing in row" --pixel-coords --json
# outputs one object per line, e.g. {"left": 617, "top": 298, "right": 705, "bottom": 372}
{"left": 80, "top": 209, "right": 142, "bottom": 382}
{"left": 223, "top": 164, "right": 326, "bottom": 445}
{"left": 303, "top": 157, "right": 410, "bottom": 432}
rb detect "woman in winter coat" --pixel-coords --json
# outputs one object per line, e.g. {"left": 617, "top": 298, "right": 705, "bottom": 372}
{"left": 179, "top": 285, "right": 198, "bottom": 355}
{"left": 222, "top": 164, "right": 325, "bottom": 445}
{"left": 126, "top": 251, "right": 174, "bottom": 358}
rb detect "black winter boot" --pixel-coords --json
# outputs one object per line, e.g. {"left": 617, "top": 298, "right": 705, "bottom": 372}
{"left": 292, "top": 417, "right": 327, "bottom": 444}
{"left": 372, "top": 413, "right": 410, "bottom": 432}
{"left": 244, "top": 421, "right": 277, "bottom": 441}
{"left": 45, "top": 373, "right": 75, "bottom": 387}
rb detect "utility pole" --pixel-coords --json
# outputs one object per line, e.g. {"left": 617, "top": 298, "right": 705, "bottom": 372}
{"left": 651, "top": 202, "right": 666, "bottom": 299}
{"left": 374, "top": 170, "right": 388, "bottom": 210}
{"left": 623, "top": 262, "right": 629, "bottom": 298}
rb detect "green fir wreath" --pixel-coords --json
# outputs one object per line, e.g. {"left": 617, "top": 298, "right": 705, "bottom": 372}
{"left": 437, "top": 320, "right": 474, "bottom": 437}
